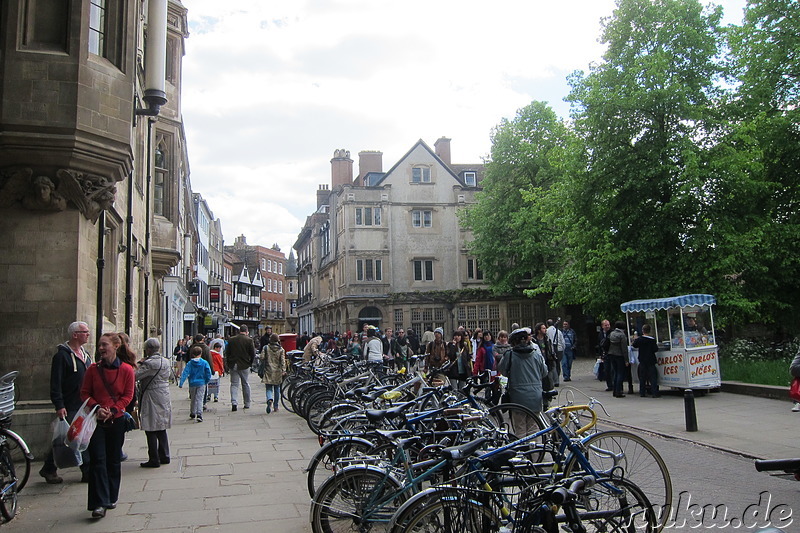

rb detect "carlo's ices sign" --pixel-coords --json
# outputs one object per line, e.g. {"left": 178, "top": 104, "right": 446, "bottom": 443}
{"left": 688, "top": 350, "right": 718, "bottom": 381}
{"left": 658, "top": 352, "right": 683, "bottom": 383}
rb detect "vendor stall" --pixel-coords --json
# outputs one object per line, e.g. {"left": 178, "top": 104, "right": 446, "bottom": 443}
{"left": 620, "top": 294, "right": 720, "bottom": 389}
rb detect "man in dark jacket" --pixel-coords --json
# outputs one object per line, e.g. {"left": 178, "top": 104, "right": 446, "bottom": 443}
{"left": 225, "top": 325, "right": 256, "bottom": 411}
{"left": 632, "top": 324, "right": 660, "bottom": 397}
{"left": 40, "top": 321, "right": 93, "bottom": 484}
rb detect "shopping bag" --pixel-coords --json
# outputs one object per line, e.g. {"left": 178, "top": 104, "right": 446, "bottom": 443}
{"left": 65, "top": 399, "right": 98, "bottom": 453}
{"left": 790, "top": 377, "right": 800, "bottom": 403}
{"left": 52, "top": 417, "right": 82, "bottom": 468}
{"left": 593, "top": 358, "right": 602, "bottom": 377}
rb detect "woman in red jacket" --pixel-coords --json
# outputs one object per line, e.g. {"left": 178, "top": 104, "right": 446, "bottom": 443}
{"left": 81, "top": 332, "right": 135, "bottom": 519}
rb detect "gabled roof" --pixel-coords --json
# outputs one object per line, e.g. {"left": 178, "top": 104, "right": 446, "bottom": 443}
{"left": 373, "top": 139, "right": 461, "bottom": 187}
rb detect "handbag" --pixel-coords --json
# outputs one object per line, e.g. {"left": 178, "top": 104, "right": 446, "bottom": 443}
{"left": 122, "top": 411, "right": 138, "bottom": 432}
{"left": 65, "top": 398, "right": 98, "bottom": 452}
{"left": 790, "top": 377, "right": 800, "bottom": 403}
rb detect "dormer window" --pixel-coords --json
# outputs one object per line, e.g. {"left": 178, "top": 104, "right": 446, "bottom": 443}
{"left": 464, "top": 171, "right": 477, "bottom": 187}
{"left": 412, "top": 167, "right": 431, "bottom": 183}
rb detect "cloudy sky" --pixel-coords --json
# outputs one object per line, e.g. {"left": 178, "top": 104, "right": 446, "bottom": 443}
{"left": 182, "top": 0, "right": 747, "bottom": 256}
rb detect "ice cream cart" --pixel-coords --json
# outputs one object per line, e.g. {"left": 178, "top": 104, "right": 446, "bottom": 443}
{"left": 620, "top": 294, "right": 720, "bottom": 390}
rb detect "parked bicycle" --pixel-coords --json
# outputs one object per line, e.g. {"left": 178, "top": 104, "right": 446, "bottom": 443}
{"left": 0, "top": 371, "right": 33, "bottom": 521}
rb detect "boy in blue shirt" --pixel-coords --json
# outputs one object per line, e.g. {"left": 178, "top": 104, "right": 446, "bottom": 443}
{"left": 179, "top": 345, "right": 212, "bottom": 421}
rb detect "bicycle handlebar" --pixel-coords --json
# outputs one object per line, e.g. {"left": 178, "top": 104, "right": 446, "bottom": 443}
{"left": 755, "top": 458, "right": 800, "bottom": 473}
{"left": 555, "top": 405, "right": 598, "bottom": 435}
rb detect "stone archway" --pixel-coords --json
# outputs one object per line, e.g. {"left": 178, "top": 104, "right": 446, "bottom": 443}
{"left": 358, "top": 306, "right": 382, "bottom": 333}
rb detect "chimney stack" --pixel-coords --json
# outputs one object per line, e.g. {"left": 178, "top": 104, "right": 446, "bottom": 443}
{"left": 331, "top": 149, "right": 353, "bottom": 188}
{"left": 434, "top": 137, "right": 451, "bottom": 166}
{"left": 317, "top": 184, "right": 330, "bottom": 209}
{"left": 358, "top": 150, "right": 383, "bottom": 183}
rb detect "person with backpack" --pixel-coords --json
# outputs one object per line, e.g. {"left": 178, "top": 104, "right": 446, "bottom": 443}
{"left": 260, "top": 333, "right": 287, "bottom": 414}
{"left": 608, "top": 321, "right": 629, "bottom": 398}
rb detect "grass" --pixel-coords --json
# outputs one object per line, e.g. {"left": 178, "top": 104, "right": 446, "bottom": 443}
{"left": 720, "top": 358, "right": 793, "bottom": 387}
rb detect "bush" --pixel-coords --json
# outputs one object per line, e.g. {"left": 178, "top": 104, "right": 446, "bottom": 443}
{"left": 719, "top": 337, "right": 798, "bottom": 386}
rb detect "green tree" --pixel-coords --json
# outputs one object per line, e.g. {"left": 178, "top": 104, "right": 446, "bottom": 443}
{"left": 460, "top": 101, "right": 572, "bottom": 293}
{"left": 543, "top": 0, "right": 726, "bottom": 317}
{"left": 716, "top": 0, "right": 800, "bottom": 327}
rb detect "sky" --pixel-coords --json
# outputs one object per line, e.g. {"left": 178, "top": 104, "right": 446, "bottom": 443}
{"left": 181, "top": 0, "right": 748, "bottom": 256}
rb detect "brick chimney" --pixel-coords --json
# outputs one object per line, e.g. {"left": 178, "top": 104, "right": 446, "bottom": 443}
{"left": 434, "top": 137, "right": 451, "bottom": 166}
{"left": 331, "top": 149, "right": 353, "bottom": 188}
{"left": 317, "top": 184, "right": 330, "bottom": 209}
{"left": 358, "top": 150, "right": 383, "bottom": 182}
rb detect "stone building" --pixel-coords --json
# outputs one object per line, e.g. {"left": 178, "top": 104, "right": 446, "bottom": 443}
{"left": 0, "top": 0, "right": 192, "bottom": 451}
{"left": 294, "top": 138, "right": 553, "bottom": 337}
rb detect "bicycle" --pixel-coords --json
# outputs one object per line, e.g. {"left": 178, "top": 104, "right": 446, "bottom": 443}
{"left": 0, "top": 372, "right": 33, "bottom": 522}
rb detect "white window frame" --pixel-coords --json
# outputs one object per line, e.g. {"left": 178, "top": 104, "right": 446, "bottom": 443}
{"left": 356, "top": 259, "right": 383, "bottom": 282}
{"left": 355, "top": 206, "right": 382, "bottom": 226}
{"left": 412, "top": 166, "right": 431, "bottom": 183}
{"left": 413, "top": 260, "right": 434, "bottom": 282}
{"left": 464, "top": 171, "right": 477, "bottom": 186}
{"left": 412, "top": 210, "right": 432, "bottom": 228}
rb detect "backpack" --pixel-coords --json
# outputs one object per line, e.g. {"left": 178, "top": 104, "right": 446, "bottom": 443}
{"left": 257, "top": 351, "right": 267, "bottom": 379}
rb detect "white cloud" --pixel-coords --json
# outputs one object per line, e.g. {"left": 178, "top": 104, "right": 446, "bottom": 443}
{"left": 182, "top": 0, "right": 748, "bottom": 254}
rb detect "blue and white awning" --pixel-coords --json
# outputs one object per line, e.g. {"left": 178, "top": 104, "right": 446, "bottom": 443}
{"left": 620, "top": 294, "right": 716, "bottom": 313}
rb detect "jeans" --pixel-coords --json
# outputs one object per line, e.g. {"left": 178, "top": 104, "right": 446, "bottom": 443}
{"left": 610, "top": 356, "right": 627, "bottom": 395}
{"left": 265, "top": 384, "right": 280, "bottom": 402}
{"left": 638, "top": 363, "right": 660, "bottom": 397}
{"left": 229, "top": 365, "right": 251, "bottom": 407}
{"left": 189, "top": 385, "right": 204, "bottom": 416}
{"left": 87, "top": 417, "right": 125, "bottom": 510}
{"left": 561, "top": 348, "right": 574, "bottom": 380}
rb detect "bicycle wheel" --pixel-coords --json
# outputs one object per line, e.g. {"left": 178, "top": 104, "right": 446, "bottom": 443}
{"left": 305, "top": 391, "right": 336, "bottom": 431}
{"left": 317, "top": 403, "right": 362, "bottom": 437}
{"left": 0, "top": 431, "right": 30, "bottom": 492}
{"left": 310, "top": 466, "right": 405, "bottom": 533}
{"left": 306, "top": 437, "right": 376, "bottom": 498}
{"left": 575, "top": 477, "right": 656, "bottom": 533}
{"left": 401, "top": 488, "right": 502, "bottom": 533}
{"left": 0, "top": 445, "right": 18, "bottom": 521}
{"left": 487, "top": 403, "right": 550, "bottom": 462}
{"left": 562, "top": 430, "right": 671, "bottom": 531}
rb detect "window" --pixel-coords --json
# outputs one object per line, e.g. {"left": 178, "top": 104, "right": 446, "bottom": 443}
{"left": 413, "top": 260, "right": 433, "bottom": 281}
{"left": 278, "top": 281, "right": 283, "bottom": 293}
{"left": 278, "top": 262, "right": 283, "bottom": 274}
{"left": 464, "top": 171, "right": 477, "bottom": 186}
{"left": 355, "top": 206, "right": 381, "bottom": 226}
{"left": 467, "top": 259, "right": 484, "bottom": 280}
{"left": 154, "top": 137, "right": 170, "bottom": 218}
{"left": 88, "top": 0, "right": 123, "bottom": 68}
{"left": 412, "top": 210, "right": 432, "bottom": 228}
{"left": 356, "top": 259, "right": 383, "bottom": 281}
{"left": 412, "top": 167, "right": 431, "bottom": 183}
{"left": 261, "top": 258, "right": 266, "bottom": 271}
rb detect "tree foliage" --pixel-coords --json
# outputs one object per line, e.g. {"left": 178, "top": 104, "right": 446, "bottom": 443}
{"left": 462, "top": 0, "right": 800, "bottom": 329}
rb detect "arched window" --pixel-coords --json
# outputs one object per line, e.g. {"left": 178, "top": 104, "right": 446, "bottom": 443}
{"left": 154, "top": 135, "right": 170, "bottom": 218}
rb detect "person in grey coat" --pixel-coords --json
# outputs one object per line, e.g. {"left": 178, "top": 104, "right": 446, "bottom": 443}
{"left": 136, "top": 338, "right": 172, "bottom": 468}
{"left": 497, "top": 327, "right": 548, "bottom": 437}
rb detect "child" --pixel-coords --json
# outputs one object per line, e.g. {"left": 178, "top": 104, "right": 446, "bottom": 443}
{"left": 260, "top": 334, "right": 287, "bottom": 414}
{"left": 179, "top": 345, "right": 212, "bottom": 421}
{"left": 209, "top": 339, "right": 225, "bottom": 402}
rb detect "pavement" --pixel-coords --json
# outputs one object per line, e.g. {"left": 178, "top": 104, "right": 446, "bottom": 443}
{"left": 7, "top": 357, "right": 797, "bottom": 532}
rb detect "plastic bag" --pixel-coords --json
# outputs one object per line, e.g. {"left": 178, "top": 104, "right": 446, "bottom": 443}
{"left": 65, "top": 399, "right": 98, "bottom": 453}
{"left": 790, "top": 378, "right": 800, "bottom": 403}
{"left": 593, "top": 358, "right": 602, "bottom": 377}
{"left": 51, "top": 417, "right": 82, "bottom": 468}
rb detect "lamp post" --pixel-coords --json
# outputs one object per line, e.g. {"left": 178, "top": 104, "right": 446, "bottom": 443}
{"left": 136, "top": 0, "right": 168, "bottom": 117}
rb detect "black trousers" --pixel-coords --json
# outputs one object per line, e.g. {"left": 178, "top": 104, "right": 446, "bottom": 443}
{"left": 87, "top": 417, "right": 125, "bottom": 510}
{"left": 145, "top": 430, "right": 170, "bottom": 464}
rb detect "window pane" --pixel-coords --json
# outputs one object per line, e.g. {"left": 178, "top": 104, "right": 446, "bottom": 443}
{"left": 366, "top": 259, "right": 374, "bottom": 281}
{"left": 468, "top": 259, "right": 474, "bottom": 279}
{"left": 412, "top": 211, "right": 420, "bottom": 227}
{"left": 425, "top": 260, "right": 433, "bottom": 281}
{"left": 357, "top": 260, "right": 363, "bottom": 281}
{"left": 374, "top": 207, "right": 381, "bottom": 226}
{"left": 422, "top": 168, "right": 430, "bottom": 182}
{"left": 414, "top": 261, "right": 422, "bottom": 281}
{"left": 364, "top": 207, "right": 372, "bottom": 226}
{"left": 355, "top": 208, "right": 362, "bottom": 225}
{"left": 412, "top": 168, "right": 421, "bottom": 183}
{"left": 376, "top": 259, "right": 382, "bottom": 281}
{"left": 424, "top": 211, "right": 431, "bottom": 227}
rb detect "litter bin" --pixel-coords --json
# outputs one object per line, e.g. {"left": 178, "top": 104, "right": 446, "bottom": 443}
{"left": 279, "top": 333, "right": 297, "bottom": 352}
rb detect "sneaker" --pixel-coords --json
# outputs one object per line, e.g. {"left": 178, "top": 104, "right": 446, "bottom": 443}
{"left": 197, "top": 416, "right": 203, "bottom": 422}
{"left": 243, "top": 405, "right": 250, "bottom": 410}
{"left": 231, "top": 405, "right": 237, "bottom": 412}
{"left": 793, "top": 403, "right": 800, "bottom": 412}
{"left": 190, "top": 413, "right": 196, "bottom": 419}
{"left": 266, "top": 399, "right": 273, "bottom": 414}
{"left": 214, "top": 397, "right": 219, "bottom": 402}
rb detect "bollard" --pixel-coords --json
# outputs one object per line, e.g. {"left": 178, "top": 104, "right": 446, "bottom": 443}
{"left": 684, "top": 388, "right": 698, "bottom": 432}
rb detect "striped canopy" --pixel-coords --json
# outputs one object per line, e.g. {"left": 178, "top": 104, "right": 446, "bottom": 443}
{"left": 620, "top": 294, "right": 716, "bottom": 313}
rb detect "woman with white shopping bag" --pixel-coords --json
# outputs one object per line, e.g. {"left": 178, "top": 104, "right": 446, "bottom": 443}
{"left": 80, "top": 332, "right": 135, "bottom": 519}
